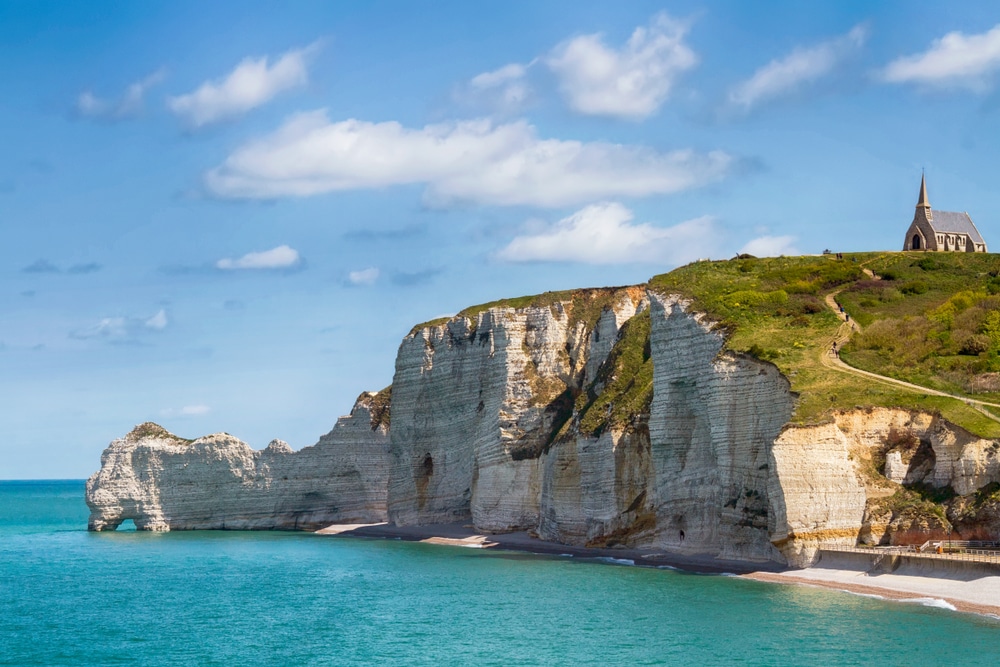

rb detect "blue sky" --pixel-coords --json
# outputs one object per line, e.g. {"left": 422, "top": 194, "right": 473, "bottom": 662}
{"left": 5, "top": 1, "right": 1000, "bottom": 478}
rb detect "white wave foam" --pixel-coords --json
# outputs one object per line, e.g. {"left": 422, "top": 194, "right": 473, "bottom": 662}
{"left": 901, "top": 597, "right": 958, "bottom": 611}
{"left": 596, "top": 557, "right": 635, "bottom": 566}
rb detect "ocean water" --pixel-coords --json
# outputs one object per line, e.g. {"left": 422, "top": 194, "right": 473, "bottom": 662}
{"left": 1, "top": 482, "right": 998, "bottom": 666}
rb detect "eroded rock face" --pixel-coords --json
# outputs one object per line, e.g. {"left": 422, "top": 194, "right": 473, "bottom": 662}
{"left": 644, "top": 294, "right": 795, "bottom": 562}
{"left": 86, "top": 392, "right": 390, "bottom": 531}
{"left": 86, "top": 287, "right": 1000, "bottom": 569}
{"left": 769, "top": 408, "right": 1000, "bottom": 565}
{"left": 386, "top": 288, "right": 645, "bottom": 530}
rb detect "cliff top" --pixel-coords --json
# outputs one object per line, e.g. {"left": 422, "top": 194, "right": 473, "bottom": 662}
{"left": 407, "top": 252, "right": 1000, "bottom": 437}
{"left": 124, "top": 422, "right": 194, "bottom": 444}
{"left": 652, "top": 252, "right": 1000, "bottom": 437}
{"left": 409, "top": 285, "right": 645, "bottom": 336}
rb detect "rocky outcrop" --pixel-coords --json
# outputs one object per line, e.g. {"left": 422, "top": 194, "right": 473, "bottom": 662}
{"left": 87, "top": 286, "right": 1000, "bottom": 569}
{"left": 387, "top": 288, "right": 645, "bottom": 530}
{"left": 86, "top": 392, "right": 390, "bottom": 531}
{"left": 769, "top": 408, "right": 1000, "bottom": 565}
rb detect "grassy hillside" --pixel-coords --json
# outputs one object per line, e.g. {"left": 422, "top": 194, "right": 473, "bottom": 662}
{"left": 651, "top": 252, "right": 1000, "bottom": 438}
{"left": 411, "top": 252, "right": 1000, "bottom": 438}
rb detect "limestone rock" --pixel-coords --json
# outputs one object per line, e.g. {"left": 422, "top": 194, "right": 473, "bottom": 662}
{"left": 86, "top": 285, "right": 1000, "bottom": 569}
{"left": 86, "top": 392, "right": 390, "bottom": 531}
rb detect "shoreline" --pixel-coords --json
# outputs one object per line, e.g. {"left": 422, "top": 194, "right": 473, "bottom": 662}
{"left": 314, "top": 521, "right": 783, "bottom": 575}
{"left": 316, "top": 522, "right": 1000, "bottom": 618}
{"left": 743, "top": 570, "right": 1000, "bottom": 618}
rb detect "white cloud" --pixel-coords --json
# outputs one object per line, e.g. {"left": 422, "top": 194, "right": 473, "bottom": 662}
{"left": 739, "top": 235, "right": 798, "bottom": 257}
{"left": 496, "top": 202, "right": 716, "bottom": 265}
{"left": 161, "top": 404, "right": 211, "bottom": 417}
{"left": 144, "top": 309, "right": 168, "bottom": 330}
{"left": 204, "top": 111, "right": 731, "bottom": 207}
{"left": 70, "top": 309, "right": 169, "bottom": 340}
{"left": 545, "top": 13, "right": 697, "bottom": 119}
{"left": 347, "top": 267, "right": 380, "bottom": 286}
{"left": 76, "top": 69, "right": 166, "bottom": 120}
{"left": 459, "top": 62, "right": 534, "bottom": 113}
{"left": 216, "top": 245, "right": 301, "bottom": 270}
{"left": 168, "top": 44, "right": 317, "bottom": 127}
{"left": 882, "top": 24, "right": 1000, "bottom": 89}
{"left": 728, "top": 25, "right": 867, "bottom": 111}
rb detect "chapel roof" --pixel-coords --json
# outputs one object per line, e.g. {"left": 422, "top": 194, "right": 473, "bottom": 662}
{"left": 929, "top": 210, "right": 985, "bottom": 245}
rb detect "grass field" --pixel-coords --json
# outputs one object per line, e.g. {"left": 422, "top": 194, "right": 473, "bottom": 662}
{"left": 650, "top": 252, "right": 1000, "bottom": 437}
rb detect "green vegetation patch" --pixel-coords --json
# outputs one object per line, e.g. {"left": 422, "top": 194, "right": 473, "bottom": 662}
{"left": 576, "top": 309, "right": 654, "bottom": 437}
{"left": 126, "top": 422, "right": 194, "bottom": 444}
{"left": 367, "top": 385, "right": 392, "bottom": 430}
{"left": 839, "top": 252, "right": 1000, "bottom": 409}
{"left": 649, "top": 253, "right": 1000, "bottom": 437}
{"left": 410, "top": 286, "right": 643, "bottom": 337}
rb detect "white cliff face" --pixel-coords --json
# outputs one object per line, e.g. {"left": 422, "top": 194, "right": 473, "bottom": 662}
{"left": 86, "top": 286, "right": 1000, "bottom": 568}
{"left": 85, "top": 392, "right": 390, "bottom": 531}
{"left": 768, "top": 408, "right": 1000, "bottom": 565}
{"left": 386, "top": 288, "right": 646, "bottom": 531}
{"left": 645, "top": 293, "right": 795, "bottom": 562}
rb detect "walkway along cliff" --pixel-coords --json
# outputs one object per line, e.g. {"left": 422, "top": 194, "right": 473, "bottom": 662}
{"left": 86, "top": 269, "right": 1000, "bottom": 568}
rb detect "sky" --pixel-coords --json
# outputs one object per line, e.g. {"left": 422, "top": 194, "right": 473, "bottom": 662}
{"left": 5, "top": 1, "right": 1000, "bottom": 478}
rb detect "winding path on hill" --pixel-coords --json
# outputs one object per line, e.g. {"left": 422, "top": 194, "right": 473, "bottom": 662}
{"left": 821, "top": 278, "right": 1000, "bottom": 422}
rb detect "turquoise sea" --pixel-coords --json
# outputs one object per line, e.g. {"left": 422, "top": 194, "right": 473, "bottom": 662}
{"left": 1, "top": 481, "right": 998, "bottom": 666}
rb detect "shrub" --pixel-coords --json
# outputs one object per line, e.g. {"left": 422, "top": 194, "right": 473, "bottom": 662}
{"left": 747, "top": 344, "right": 780, "bottom": 360}
{"left": 915, "top": 257, "right": 939, "bottom": 271}
{"left": 959, "top": 333, "right": 991, "bottom": 355}
{"left": 901, "top": 280, "right": 929, "bottom": 295}
{"left": 879, "top": 270, "right": 899, "bottom": 281}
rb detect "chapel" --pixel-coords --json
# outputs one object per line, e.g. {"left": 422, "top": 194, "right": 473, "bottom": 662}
{"left": 903, "top": 174, "right": 987, "bottom": 252}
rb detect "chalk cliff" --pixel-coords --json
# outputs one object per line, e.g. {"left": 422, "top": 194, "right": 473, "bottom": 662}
{"left": 86, "top": 287, "right": 1000, "bottom": 567}
{"left": 86, "top": 391, "right": 390, "bottom": 531}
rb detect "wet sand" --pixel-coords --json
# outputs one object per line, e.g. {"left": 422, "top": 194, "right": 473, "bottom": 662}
{"left": 315, "top": 522, "right": 1000, "bottom": 616}
{"left": 315, "top": 521, "right": 781, "bottom": 574}
{"left": 743, "top": 568, "right": 1000, "bottom": 617}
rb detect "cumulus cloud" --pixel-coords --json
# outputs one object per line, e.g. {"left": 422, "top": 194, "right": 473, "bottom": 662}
{"left": 161, "top": 404, "right": 210, "bottom": 417}
{"left": 168, "top": 44, "right": 317, "bottom": 127}
{"left": 347, "top": 267, "right": 379, "bottom": 286}
{"left": 70, "top": 309, "right": 169, "bottom": 341}
{"left": 458, "top": 61, "right": 534, "bottom": 113}
{"left": 205, "top": 111, "right": 731, "bottom": 206}
{"left": 496, "top": 202, "right": 716, "bottom": 265}
{"left": 216, "top": 245, "right": 301, "bottom": 270}
{"left": 739, "top": 235, "right": 798, "bottom": 257}
{"left": 545, "top": 13, "right": 697, "bottom": 119}
{"left": 76, "top": 69, "right": 166, "bottom": 120}
{"left": 882, "top": 24, "right": 1000, "bottom": 90}
{"left": 728, "top": 25, "right": 867, "bottom": 111}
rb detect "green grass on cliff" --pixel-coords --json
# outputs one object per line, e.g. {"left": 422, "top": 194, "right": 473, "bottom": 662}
{"left": 410, "top": 286, "right": 643, "bottom": 337}
{"left": 575, "top": 309, "right": 654, "bottom": 437}
{"left": 409, "top": 252, "right": 1000, "bottom": 439}
{"left": 650, "top": 253, "right": 1000, "bottom": 438}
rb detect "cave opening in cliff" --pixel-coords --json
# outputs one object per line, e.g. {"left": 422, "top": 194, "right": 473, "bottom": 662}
{"left": 119, "top": 519, "right": 136, "bottom": 532}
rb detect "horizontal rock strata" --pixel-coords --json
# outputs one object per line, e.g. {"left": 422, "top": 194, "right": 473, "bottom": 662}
{"left": 86, "top": 391, "right": 390, "bottom": 531}
{"left": 87, "top": 288, "right": 1000, "bottom": 568}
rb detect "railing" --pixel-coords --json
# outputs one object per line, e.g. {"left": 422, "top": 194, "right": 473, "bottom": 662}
{"left": 822, "top": 544, "right": 1000, "bottom": 565}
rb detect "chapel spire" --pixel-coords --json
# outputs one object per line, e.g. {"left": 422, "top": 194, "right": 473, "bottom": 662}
{"left": 917, "top": 172, "right": 930, "bottom": 209}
